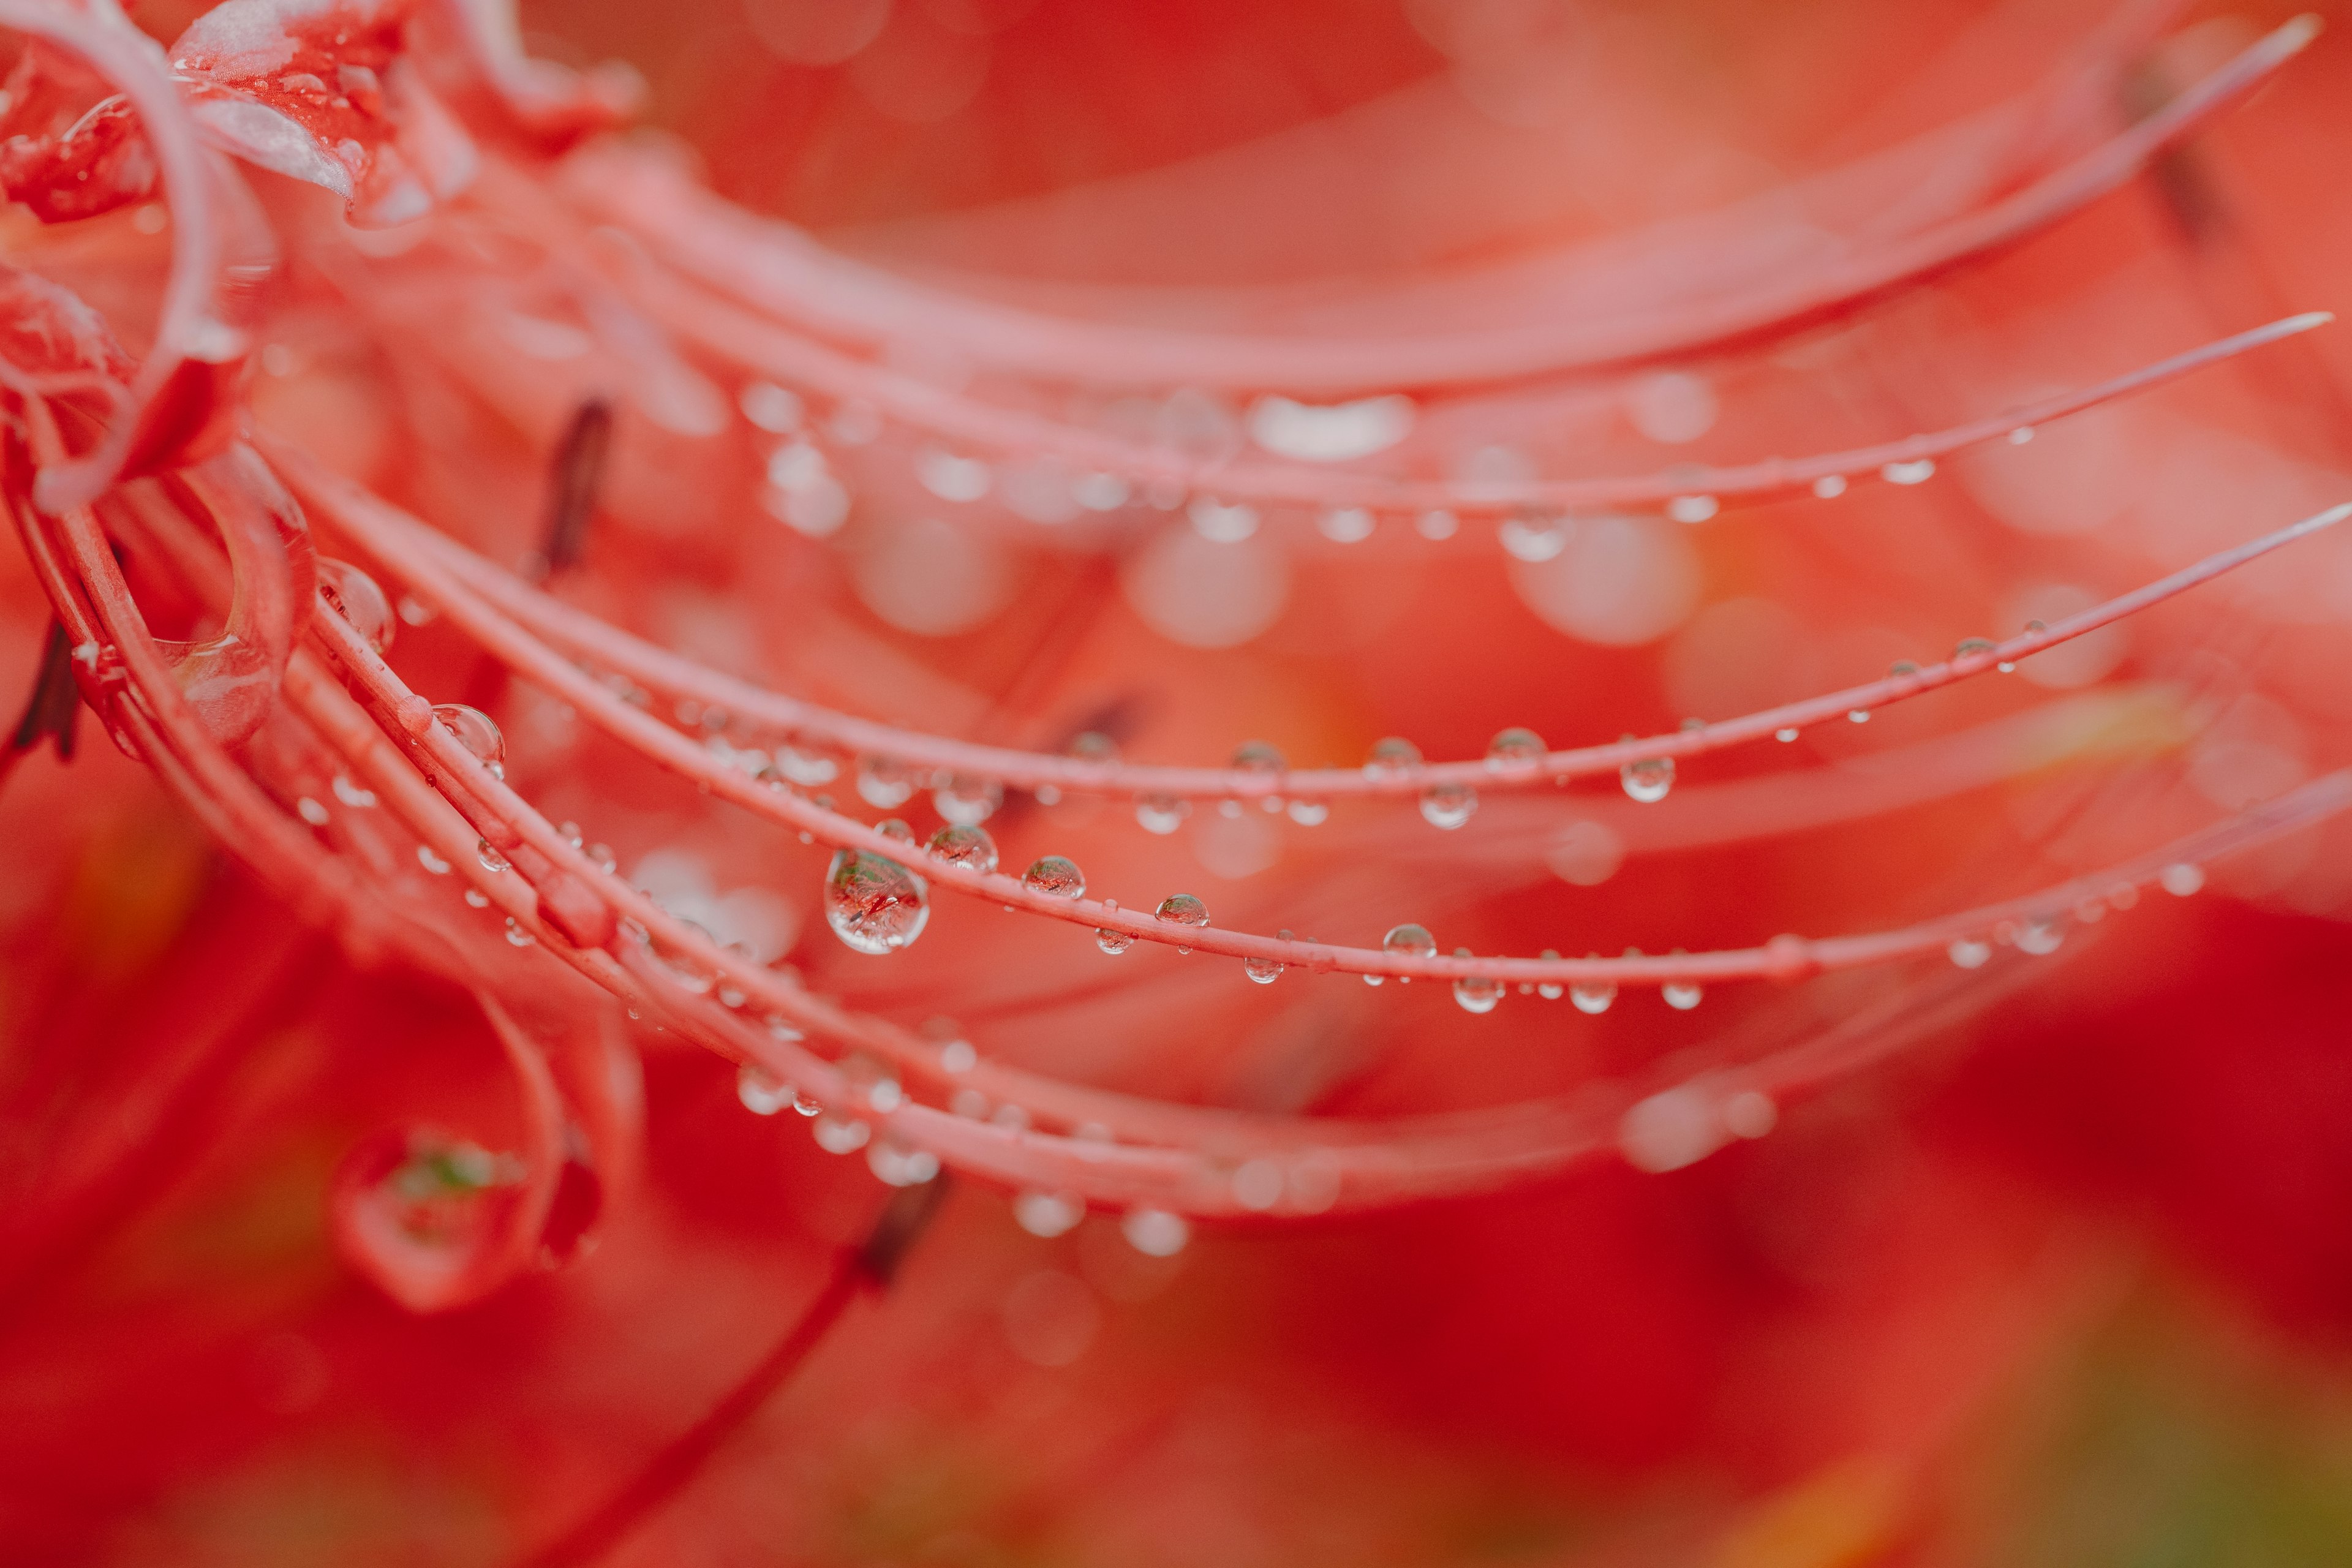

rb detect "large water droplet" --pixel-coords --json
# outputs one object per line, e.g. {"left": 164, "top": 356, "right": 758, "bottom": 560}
{"left": 1485, "top": 727, "right": 1545, "bottom": 773}
{"left": 1022, "top": 856, "right": 1085, "bottom": 899}
{"left": 1156, "top": 892, "right": 1209, "bottom": 927}
{"left": 1379, "top": 922, "right": 1435, "bottom": 987}
{"left": 1135, "top": 794, "right": 1190, "bottom": 834}
{"left": 926, "top": 823, "right": 998, "bottom": 874}
{"left": 1661, "top": 979, "right": 1703, "bottom": 1011}
{"left": 2160, "top": 862, "right": 2205, "bottom": 897}
{"left": 824, "top": 847, "right": 930, "bottom": 954}
{"left": 855, "top": 755, "right": 916, "bottom": 809}
{"left": 738, "top": 1064, "right": 795, "bottom": 1115}
{"left": 1363, "top": 736, "right": 1422, "bottom": 777}
{"left": 933, "top": 774, "right": 1002, "bottom": 825}
{"left": 316, "top": 558, "right": 396, "bottom": 653}
{"left": 1015, "top": 1190, "right": 1083, "bottom": 1237}
{"left": 1095, "top": 927, "right": 1133, "bottom": 954}
{"left": 1419, "top": 782, "right": 1476, "bottom": 829}
{"left": 1570, "top": 953, "right": 1615, "bottom": 1014}
{"left": 1620, "top": 752, "right": 1674, "bottom": 804}
{"left": 1954, "top": 636, "right": 1996, "bottom": 662}
{"left": 1451, "top": 948, "right": 1502, "bottom": 1013}
{"left": 1123, "top": 1208, "right": 1189, "bottom": 1256}
{"left": 431, "top": 703, "right": 507, "bottom": 781}
{"left": 1948, "top": 937, "right": 1992, "bottom": 968}
{"left": 1244, "top": 954, "right": 1284, "bottom": 984}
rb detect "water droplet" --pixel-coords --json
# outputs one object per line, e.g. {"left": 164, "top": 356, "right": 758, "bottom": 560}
{"left": 296, "top": 796, "right": 329, "bottom": 826}
{"left": 916, "top": 447, "right": 991, "bottom": 502}
{"left": 464, "top": 888, "right": 489, "bottom": 908}
{"left": 812, "top": 1115, "right": 870, "bottom": 1154}
{"left": 1135, "top": 794, "right": 1190, "bottom": 834}
{"left": 925, "top": 823, "right": 999, "bottom": 874}
{"left": 1155, "top": 894, "right": 1210, "bottom": 927}
{"left": 1014, "top": 1190, "right": 1083, "bottom": 1237}
{"left": 739, "top": 380, "right": 802, "bottom": 432}
{"left": 1451, "top": 949, "right": 1502, "bottom": 1014}
{"left": 1499, "top": 513, "right": 1569, "bottom": 562}
{"left": 1667, "top": 495, "right": 1718, "bottom": 524}
{"left": 1244, "top": 954, "right": 1284, "bottom": 984}
{"left": 1364, "top": 736, "right": 1422, "bottom": 777}
{"left": 1882, "top": 458, "right": 1936, "bottom": 485}
{"left": 1661, "top": 978, "right": 1702, "bottom": 1011}
{"left": 876, "top": 818, "right": 916, "bottom": 843}
{"left": 867, "top": 1138, "right": 940, "bottom": 1187}
{"left": 1888, "top": 660, "right": 1920, "bottom": 679}
{"left": 738, "top": 1065, "right": 794, "bottom": 1115}
{"left": 587, "top": 843, "right": 617, "bottom": 874}
{"left": 824, "top": 847, "right": 930, "bottom": 954}
{"left": 1948, "top": 937, "right": 1991, "bottom": 968}
{"left": 1095, "top": 927, "right": 1132, "bottom": 954}
{"left": 1379, "top": 923, "right": 1435, "bottom": 987}
{"left": 1570, "top": 954, "right": 1615, "bottom": 1014}
{"left": 1419, "top": 782, "right": 1477, "bottom": 829}
{"left": 1232, "top": 741, "right": 1284, "bottom": 776}
{"left": 331, "top": 774, "right": 377, "bottom": 809}
{"left": 855, "top": 755, "right": 916, "bottom": 809}
{"left": 2015, "top": 919, "right": 2065, "bottom": 956}
{"left": 1812, "top": 473, "right": 1849, "bottom": 499}
{"left": 1022, "top": 856, "right": 1085, "bottom": 899}
{"left": 315, "top": 558, "right": 395, "bottom": 653}
{"left": 777, "top": 742, "right": 838, "bottom": 786}
{"left": 1535, "top": 948, "right": 1564, "bottom": 1000}
{"left": 1122, "top": 1208, "right": 1189, "bottom": 1256}
{"left": 1620, "top": 753, "right": 1675, "bottom": 803}
{"left": 1317, "top": 507, "right": 1375, "bottom": 543}
{"left": 1188, "top": 496, "right": 1259, "bottom": 541}
{"left": 504, "top": 917, "right": 534, "bottom": 947}
{"left": 1485, "top": 727, "right": 1546, "bottom": 773}
{"left": 1774, "top": 726, "right": 1800, "bottom": 744}
{"left": 396, "top": 594, "right": 435, "bottom": 627}
{"left": 1287, "top": 797, "right": 1329, "bottom": 826}
{"left": 933, "top": 775, "right": 1003, "bottom": 826}
{"left": 1416, "top": 508, "right": 1460, "bottom": 540}
{"left": 2009, "top": 425, "right": 2035, "bottom": 444}
{"left": 2160, "top": 862, "right": 2204, "bottom": 897}
{"left": 431, "top": 703, "right": 507, "bottom": 780}
{"left": 477, "top": 839, "right": 510, "bottom": 873}
{"left": 417, "top": 844, "right": 451, "bottom": 875}
{"left": 1068, "top": 731, "right": 1120, "bottom": 766}
{"left": 1954, "top": 637, "right": 1996, "bottom": 662}
{"left": 1847, "top": 709, "right": 1871, "bottom": 724}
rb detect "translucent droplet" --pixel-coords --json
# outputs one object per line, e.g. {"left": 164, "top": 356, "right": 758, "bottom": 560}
{"left": 1135, "top": 794, "right": 1190, "bottom": 834}
{"left": 1122, "top": 1208, "right": 1189, "bottom": 1257}
{"left": 331, "top": 774, "right": 376, "bottom": 808}
{"left": 2015, "top": 919, "right": 2065, "bottom": 956}
{"left": 1014, "top": 1190, "right": 1082, "bottom": 1237}
{"left": 876, "top": 818, "right": 916, "bottom": 843}
{"left": 1882, "top": 458, "right": 1936, "bottom": 485}
{"left": 1244, "top": 954, "right": 1284, "bottom": 984}
{"left": 867, "top": 1138, "right": 941, "bottom": 1187}
{"left": 1022, "top": 856, "right": 1085, "bottom": 899}
{"left": 1812, "top": 473, "right": 1848, "bottom": 499}
{"left": 1661, "top": 978, "right": 1703, "bottom": 1011}
{"left": 1948, "top": 937, "right": 1992, "bottom": 969}
{"left": 587, "top": 842, "right": 617, "bottom": 874}
{"left": 1847, "top": 709, "right": 1871, "bottom": 724}
{"left": 1500, "top": 513, "right": 1569, "bottom": 562}
{"left": 2010, "top": 425, "right": 2036, "bottom": 444}
{"left": 431, "top": 703, "right": 507, "bottom": 781}
{"left": 1363, "top": 736, "right": 1422, "bottom": 777}
{"left": 1287, "top": 797, "right": 1329, "bottom": 826}
{"left": 934, "top": 774, "right": 1002, "bottom": 826}
{"left": 1667, "top": 494, "right": 1718, "bottom": 524}
{"left": 1485, "top": 727, "right": 1545, "bottom": 773}
{"left": 1954, "top": 637, "right": 1996, "bottom": 662}
{"left": 1888, "top": 660, "right": 1920, "bottom": 678}
{"left": 1232, "top": 741, "right": 1284, "bottom": 776}
{"left": 1570, "top": 954, "right": 1615, "bottom": 1014}
{"left": 296, "top": 796, "right": 329, "bottom": 826}
{"left": 916, "top": 447, "right": 991, "bottom": 502}
{"left": 464, "top": 888, "right": 489, "bottom": 908}
{"left": 1317, "top": 507, "right": 1375, "bottom": 543}
{"left": 1537, "top": 948, "right": 1563, "bottom": 1000}
{"left": 477, "top": 839, "right": 510, "bottom": 873}
{"left": 777, "top": 743, "right": 838, "bottom": 786}
{"left": 1095, "top": 927, "right": 1133, "bottom": 955}
{"left": 738, "top": 1065, "right": 795, "bottom": 1115}
{"left": 417, "top": 844, "right": 451, "bottom": 875}
{"left": 315, "top": 558, "right": 395, "bottom": 653}
{"left": 855, "top": 755, "right": 916, "bottom": 809}
{"left": 1381, "top": 923, "right": 1436, "bottom": 987}
{"left": 1155, "top": 894, "right": 1210, "bottom": 928}
{"left": 1068, "top": 731, "right": 1120, "bottom": 766}
{"left": 396, "top": 594, "right": 435, "bottom": 627}
{"left": 1620, "top": 753, "right": 1675, "bottom": 804}
{"left": 2160, "top": 862, "right": 2205, "bottom": 897}
{"left": 925, "top": 823, "right": 998, "bottom": 874}
{"left": 812, "top": 1115, "right": 870, "bottom": 1154}
{"left": 1774, "top": 726, "right": 1800, "bottom": 744}
{"left": 824, "top": 847, "right": 930, "bottom": 954}
{"left": 1451, "top": 949, "right": 1502, "bottom": 1014}
{"left": 1419, "top": 782, "right": 1476, "bottom": 830}
{"left": 1416, "top": 508, "right": 1459, "bottom": 540}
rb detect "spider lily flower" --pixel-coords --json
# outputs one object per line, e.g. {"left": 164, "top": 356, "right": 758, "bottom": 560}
{"left": 2, "top": 0, "right": 2351, "bottom": 1560}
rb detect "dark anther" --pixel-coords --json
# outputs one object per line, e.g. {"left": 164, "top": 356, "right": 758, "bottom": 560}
{"left": 530, "top": 398, "right": 613, "bottom": 580}
{"left": 855, "top": 1172, "right": 951, "bottom": 1288}
{"left": 9, "top": 618, "right": 79, "bottom": 762}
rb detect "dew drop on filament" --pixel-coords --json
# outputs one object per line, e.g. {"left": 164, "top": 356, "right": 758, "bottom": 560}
{"left": 812, "top": 1115, "right": 870, "bottom": 1154}
{"left": 1363, "top": 736, "right": 1422, "bottom": 777}
{"left": 1620, "top": 753, "right": 1675, "bottom": 803}
{"left": 933, "top": 775, "right": 1002, "bottom": 825}
{"left": 1451, "top": 949, "right": 1502, "bottom": 1014}
{"left": 1022, "top": 856, "right": 1086, "bottom": 899}
{"left": 1485, "top": 727, "right": 1545, "bottom": 773}
{"left": 315, "top": 558, "right": 396, "bottom": 653}
{"left": 1155, "top": 894, "right": 1209, "bottom": 953}
{"left": 1419, "top": 782, "right": 1476, "bottom": 829}
{"left": 1123, "top": 1208, "right": 1189, "bottom": 1257}
{"left": 1537, "top": 948, "right": 1564, "bottom": 1000}
{"left": 738, "top": 1065, "right": 794, "bottom": 1115}
{"left": 925, "top": 823, "right": 998, "bottom": 874}
{"left": 855, "top": 755, "right": 916, "bottom": 809}
{"left": 1136, "top": 794, "right": 1190, "bottom": 834}
{"left": 1948, "top": 937, "right": 1992, "bottom": 969}
{"left": 1095, "top": 927, "right": 1133, "bottom": 955}
{"left": 431, "top": 703, "right": 507, "bottom": 780}
{"left": 1570, "top": 954, "right": 1615, "bottom": 1014}
{"left": 824, "top": 848, "right": 930, "bottom": 954}
{"left": 1244, "top": 954, "right": 1284, "bottom": 984}
{"left": 1015, "top": 1191, "right": 1082, "bottom": 1237}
